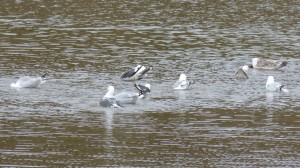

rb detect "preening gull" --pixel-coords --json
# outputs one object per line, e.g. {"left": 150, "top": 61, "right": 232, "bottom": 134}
{"left": 173, "top": 74, "right": 194, "bottom": 90}
{"left": 266, "top": 76, "right": 288, "bottom": 92}
{"left": 99, "top": 86, "right": 122, "bottom": 108}
{"left": 121, "top": 65, "right": 152, "bottom": 81}
{"left": 235, "top": 65, "right": 249, "bottom": 80}
{"left": 250, "top": 58, "right": 287, "bottom": 70}
{"left": 10, "top": 73, "right": 48, "bottom": 88}
{"left": 134, "top": 83, "right": 151, "bottom": 98}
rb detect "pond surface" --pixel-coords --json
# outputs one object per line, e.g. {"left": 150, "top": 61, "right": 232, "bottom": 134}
{"left": 0, "top": 0, "right": 300, "bottom": 167}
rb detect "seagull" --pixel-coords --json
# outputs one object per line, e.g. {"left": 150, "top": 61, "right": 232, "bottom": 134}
{"left": 134, "top": 83, "right": 151, "bottom": 98}
{"left": 114, "top": 91, "right": 139, "bottom": 104}
{"left": 100, "top": 86, "right": 140, "bottom": 108}
{"left": 121, "top": 65, "right": 152, "bottom": 81}
{"left": 235, "top": 65, "right": 249, "bottom": 80}
{"left": 10, "top": 73, "right": 48, "bottom": 88}
{"left": 99, "top": 86, "right": 122, "bottom": 108}
{"left": 173, "top": 74, "right": 194, "bottom": 90}
{"left": 249, "top": 58, "right": 287, "bottom": 70}
{"left": 266, "top": 76, "right": 288, "bottom": 92}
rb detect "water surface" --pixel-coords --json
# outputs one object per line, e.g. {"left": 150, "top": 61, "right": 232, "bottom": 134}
{"left": 1, "top": 0, "right": 300, "bottom": 167}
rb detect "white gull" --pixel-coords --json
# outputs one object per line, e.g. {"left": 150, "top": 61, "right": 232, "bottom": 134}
{"left": 173, "top": 74, "right": 194, "bottom": 90}
{"left": 10, "top": 73, "right": 48, "bottom": 88}
{"left": 266, "top": 76, "right": 288, "bottom": 92}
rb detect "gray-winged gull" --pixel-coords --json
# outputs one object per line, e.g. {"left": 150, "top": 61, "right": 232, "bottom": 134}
{"left": 235, "top": 65, "right": 249, "bottom": 80}
{"left": 266, "top": 76, "right": 288, "bottom": 92}
{"left": 100, "top": 86, "right": 140, "bottom": 108}
{"left": 173, "top": 74, "right": 194, "bottom": 90}
{"left": 99, "top": 86, "right": 123, "bottom": 108}
{"left": 10, "top": 73, "right": 48, "bottom": 88}
{"left": 121, "top": 65, "right": 152, "bottom": 81}
{"left": 249, "top": 58, "right": 287, "bottom": 70}
{"left": 114, "top": 91, "right": 139, "bottom": 104}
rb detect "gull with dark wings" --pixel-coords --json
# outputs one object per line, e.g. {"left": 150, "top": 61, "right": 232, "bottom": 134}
{"left": 121, "top": 65, "right": 152, "bottom": 81}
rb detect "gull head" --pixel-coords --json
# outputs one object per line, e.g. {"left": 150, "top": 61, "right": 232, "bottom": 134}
{"left": 104, "top": 86, "right": 115, "bottom": 98}
{"left": 179, "top": 74, "right": 187, "bottom": 81}
{"left": 10, "top": 83, "right": 19, "bottom": 88}
{"left": 267, "top": 76, "right": 274, "bottom": 84}
{"left": 107, "top": 86, "right": 114, "bottom": 92}
{"left": 242, "top": 65, "right": 249, "bottom": 71}
{"left": 252, "top": 58, "right": 259, "bottom": 67}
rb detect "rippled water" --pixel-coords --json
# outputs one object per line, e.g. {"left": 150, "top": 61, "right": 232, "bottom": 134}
{"left": 1, "top": 0, "right": 300, "bottom": 167}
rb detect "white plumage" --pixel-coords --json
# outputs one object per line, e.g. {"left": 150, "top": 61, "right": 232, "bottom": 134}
{"left": 100, "top": 86, "right": 122, "bottom": 108}
{"left": 10, "top": 73, "right": 47, "bottom": 88}
{"left": 100, "top": 86, "right": 139, "bottom": 108}
{"left": 173, "top": 74, "right": 193, "bottom": 90}
{"left": 266, "top": 76, "right": 288, "bottom": 92}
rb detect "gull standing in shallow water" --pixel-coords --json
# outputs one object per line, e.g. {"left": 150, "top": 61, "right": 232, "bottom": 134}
{"left": 235, "top": 65, "right": 249, "bottom": 80}
{"left": 10, "top": 73, "right": 48, "bottom": 88}
{"left": 173, "top": 74, "right": 194, "bottom": 90}
{"left": 250, "top": 58, "right": 287, "bottom": 70}
{"left": 121, "top": 65, "right": 152, "bottom": 81}
{"left": 266, "top": 76, "right": 288, "bottom": 92}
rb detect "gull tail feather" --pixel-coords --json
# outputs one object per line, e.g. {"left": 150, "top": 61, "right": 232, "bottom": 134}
{"left": 281, "top": 61, "right": 288, "bottom": 67}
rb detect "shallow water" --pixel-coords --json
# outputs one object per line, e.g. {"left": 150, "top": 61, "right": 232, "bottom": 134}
{"left": 1, "top": 0, "right": 300, "bottom": 167}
